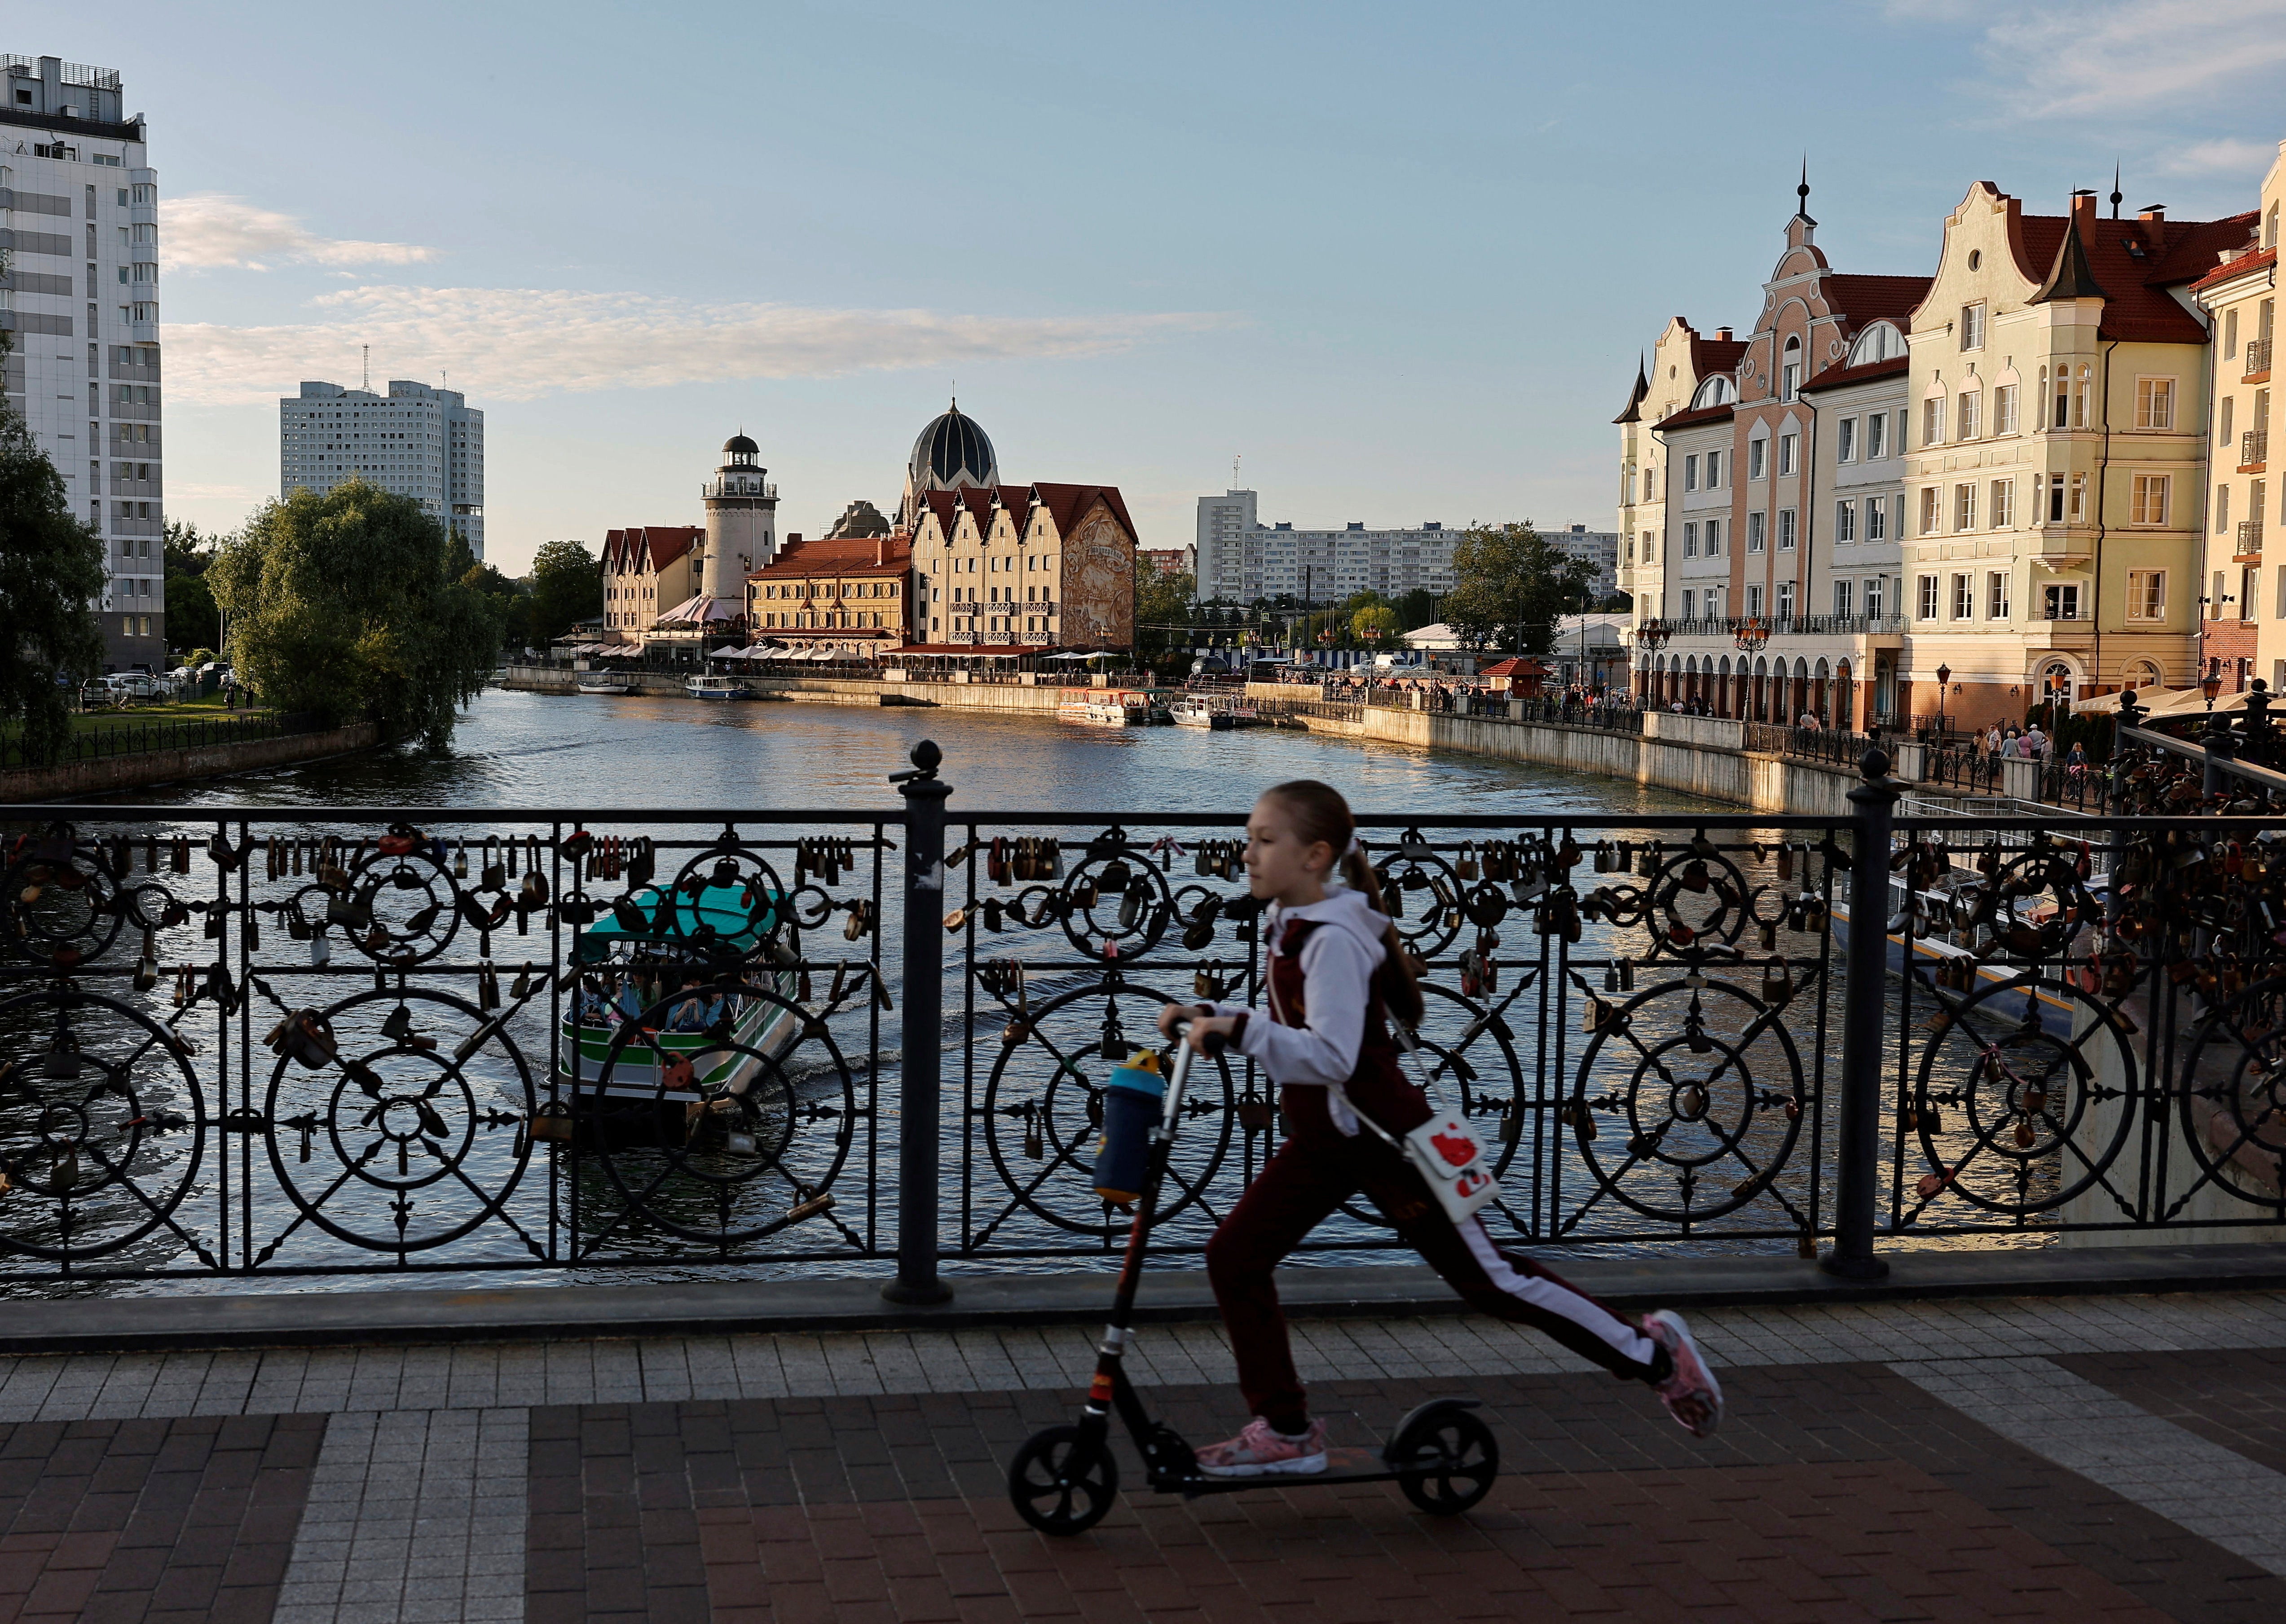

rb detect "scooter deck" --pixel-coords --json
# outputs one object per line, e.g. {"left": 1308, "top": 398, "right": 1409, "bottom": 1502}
{"left": 1158, "top": 1447, "right": 1415, "bottom": 1499}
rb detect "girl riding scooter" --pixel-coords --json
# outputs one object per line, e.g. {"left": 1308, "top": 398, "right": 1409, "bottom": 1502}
{"left": 1160, "top": 779, "right": 1722, "bottom": 1477}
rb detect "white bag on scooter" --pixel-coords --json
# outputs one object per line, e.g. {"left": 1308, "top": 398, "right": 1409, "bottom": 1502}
{"left": 1399, "top": 1111, "right": 1500, "bottom": 1224}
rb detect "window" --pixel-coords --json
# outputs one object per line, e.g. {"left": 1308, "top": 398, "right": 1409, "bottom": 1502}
{"left": 1704, "top": 519, "right": 1721, "bottom": 554}
{"left": 1684, "top": 454, "right": 1699, "bottom": 492}
{"left": 1778, "top": 508, "right": 1797, "bottom": 550}
{"left": 2044, "top": 583, "right": 2080, "bottom": 621}
{"left": 2220, "top": 396, "right": 2234, "bottom": 448}
{"left": 1683, "top": 522, "right": 1698, "bottom": 559}
{"left": 1919, "top": 575, "right": 1940, "bottom": 620}
{"left": 1777, "top": 581, "right": 1796, "bottom": 618}
{"left": 1835, "top": 499, "right": 1856, "bottom": 543}
{"left": 2227, "top": 308, "right": 2242, "bottom": 359}
{"left": 1837, "top": 418, "right": 1857, "bottom": 462}
{"left": 1681, "top": 589, "right": 1696, "bottom": 620}
{"left": 1960, "top": 303, "right": 1986, "bottom": 351}
{"left": 1705, "top": 450, "right": 1722, "bottom": 487}
{"left": 1747, "top": 511, "right": 1766, "bottom": 552}
{"left": 1867, "top": 497, "right": 1889, "bottom": 541}
{"left": 1995, "top": 383, "right": 2018, "bottom": 435}
{"left": 1641, "top": 467, "right": 1656, "bottom": 501}
{"left": 1922, "top": 396, "right": 1946, "bottom": 446}
{"left": 1834, "top": 579, "right": 1854, "bottom": 617}
{"left": 1778, "top": 433, "right": 1797, "bottom": 475}
{"left": 1919, "top": 487, "right": 1941, "bottom": 536}
{"left": 2277, "top": 564, "right": 2286, "bottom": 619}
{"left": 1867, "top": 412, "right": 1887, "bottom": 459}
{"left": 1987, "top": 570, "right": 2010, "bottom": 620}
{"left": 2052, "top": 367, "right": 2070, "bottom": 429}
{"left": 1747, "top": 584, "right": 1765, "bottom": 616}
{"left": 1865, "top": 577, "right": 1886, "bottom": 620}
{"left": 2130, "top": 473, "right": 2170, "bottom": 526}
{"left": 2075, "top": 366, "right": 2093, "bottom": 428}
{"left": 2216, "top": 484, "right": 2231, "bottom": 534}
{"left": 1951, "top": 574, "right": 1973, "bottom": 619}
{"left": 1991, "top": 478, "right": 2015, "bottom": 528}
{"left": 2243, "top": 566, "right": 2260, "bottom": 621}
{"left": 2127, "top": 569, "right": 2166, "bottom": 621}
{"left": 1954, "top": 483, "right": 1976, "bottom": 531}
{"left": 1749, "top": 438, "right": 1767, "bottom": 480}
{"left": 2136, "top": 377, "right": 2175, "bottom": 431}
{"left": 1781, "top": 337, "right": 1801, "bottom": 401}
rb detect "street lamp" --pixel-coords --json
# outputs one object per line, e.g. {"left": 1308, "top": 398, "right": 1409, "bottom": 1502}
{"left": 1734, "top": 617, "right": 1770, "bottom": 654}
{"left": 1933, "top": 662, "right": 1951, "bottom": 739}
{"left": 2201, "top": 660, "right": 2223, "bottom": 709}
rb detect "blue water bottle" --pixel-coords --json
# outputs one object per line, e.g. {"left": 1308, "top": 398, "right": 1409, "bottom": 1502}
{"left": 1092, "top": 1049, "right": 1166, "bottom": 1206}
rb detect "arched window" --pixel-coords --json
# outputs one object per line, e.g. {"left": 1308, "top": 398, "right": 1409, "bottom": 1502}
{"left": 2075, "top": 365, "right": 2094, "bottom": 430}
{"left": 1781, "top": 335, "right": 1802, "bottom": 401}
{"left": 1847, "top": 322, "right": 1903, "bottom": 365}
{"left": 2125, "top": 659, "right": 2163, "bottom": 690}
{"left": 1690, "top": 375, "right": 1737, "bottom": 409}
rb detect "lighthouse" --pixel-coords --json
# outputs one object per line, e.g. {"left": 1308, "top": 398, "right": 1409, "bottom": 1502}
{"left": 702, "top": 433, "right": 778, "bottom": 597}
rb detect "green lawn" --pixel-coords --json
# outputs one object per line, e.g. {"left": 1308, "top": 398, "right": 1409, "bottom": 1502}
{"left": 4, "top": 695, "right": 279, "bottom": 746}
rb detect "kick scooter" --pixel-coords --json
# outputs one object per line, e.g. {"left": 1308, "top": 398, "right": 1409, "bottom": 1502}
{"left": 1005, "top": 1018, "right": 1499, "bottom": 1536}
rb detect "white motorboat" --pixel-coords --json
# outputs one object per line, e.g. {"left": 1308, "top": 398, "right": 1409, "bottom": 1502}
{"left": 577, "top": 676, "right": 639, "bottom": 695}
{"left": 686, "top": 675, "right": 752, "bottom": 701}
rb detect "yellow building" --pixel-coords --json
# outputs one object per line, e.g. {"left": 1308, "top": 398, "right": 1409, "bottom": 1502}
{"left": 1900, "top": 184, "right": 2254, "bottom": 731}
{"left": 599, "top": 526, "right": 703, "bottom": 638}
{"left": 907, "top": 484, "right": 1140, "bottom": 654}
{"left": 2189, "top": 141, "right": 2283, "bottom": 695}
{"left": 1615, "top": 319, "right": 1745, "bottom": 656}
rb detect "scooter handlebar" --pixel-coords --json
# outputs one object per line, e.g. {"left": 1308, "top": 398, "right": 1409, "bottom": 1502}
{"left": 1166, "top": 1013, "right": 1226, "bottom": 1058}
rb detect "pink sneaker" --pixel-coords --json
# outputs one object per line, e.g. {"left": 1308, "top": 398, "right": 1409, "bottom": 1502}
{"left": 1642, "top": 1309, "right": 1724, "bottom": 1438}
{"left": 1195, "top": 1416, "right": 1329, "bottom": 1478}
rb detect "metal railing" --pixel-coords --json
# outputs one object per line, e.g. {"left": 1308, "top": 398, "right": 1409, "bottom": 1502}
{"left": 2242, "top": 429, "right": 2268, "bottom": 469}
{"left": 1644, "top": 615, "right": 1905, "bottom": 641}
{"left": 2238, "top": 520, "right": 2264, "bottom": 556}
{"left": 1, "top": 711, "right": 323, "bottom": 773}
{"left": 7, "top": 737, "right": 2286, "bottom": 1294}
{"left": 2245, "top": 337, "right": 2273, "bottom": 378}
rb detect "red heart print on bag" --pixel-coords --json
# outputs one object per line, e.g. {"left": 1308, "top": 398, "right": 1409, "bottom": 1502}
{"left": 1429, "top": 1128, "right": 1478, "bottom": 1169}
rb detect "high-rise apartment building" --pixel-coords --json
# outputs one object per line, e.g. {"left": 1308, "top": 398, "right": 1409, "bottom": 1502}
{"left": 1549, "top": 524, "right": 1621, "bottom": 595}
{"left": 280, "top": 379, "right": 486, "bottom": 557}
{"left": 2, "top": 52, "right": 163, "bottom": 670}
{"left": 1194, "top": 488, "right": 1462, "bottom": 604}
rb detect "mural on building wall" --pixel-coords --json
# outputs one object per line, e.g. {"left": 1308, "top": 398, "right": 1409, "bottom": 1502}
{"left": 1062, "top": 505, "right": 1136, "bottom": 647}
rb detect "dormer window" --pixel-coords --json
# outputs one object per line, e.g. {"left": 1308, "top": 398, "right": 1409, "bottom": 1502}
{"left": 1847, "top": 322, "right": 1904, "bottom": 366}
{"left": 1688, "top": 375, "right": 1736, "bottom": 409}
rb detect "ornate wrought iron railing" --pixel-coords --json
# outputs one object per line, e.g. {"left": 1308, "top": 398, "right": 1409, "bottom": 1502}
{"left": 4, "top": 733, "right": 2284, "bottom": 1294}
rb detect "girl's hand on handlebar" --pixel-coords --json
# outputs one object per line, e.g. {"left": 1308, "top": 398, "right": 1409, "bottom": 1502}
{"left": 1156, "top": 1002, "right": 1204, "bottom": 1040}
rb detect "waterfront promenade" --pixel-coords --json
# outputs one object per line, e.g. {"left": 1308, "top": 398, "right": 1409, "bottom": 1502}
{"left": 1, "top": 1286, "right": 2282, "bottom": 1622}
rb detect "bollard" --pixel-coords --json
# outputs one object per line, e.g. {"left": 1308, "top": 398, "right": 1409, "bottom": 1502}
{"left": 884, "top": 739, "right": 954, "bottom": 1305}
{"left": 1823, "top": 746, "right": 1897, "bottom": 1281}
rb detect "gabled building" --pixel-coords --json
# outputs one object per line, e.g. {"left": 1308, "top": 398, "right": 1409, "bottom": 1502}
{"left": 1900, "top": 183, "right": 2254, "bottom": 730}
{"left": 907, "top": 481, "right": 1140, "bottom": 654}
{"left": 2189, "top": 143, "right": 2283, "bottom": 696}
{"left": 599, "top": 526, "right": 702, "bottom": 638}
{"left": 745, "top": 532, "right": 912, "bottom": 657}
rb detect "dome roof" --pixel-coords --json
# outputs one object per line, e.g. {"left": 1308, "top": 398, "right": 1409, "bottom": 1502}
{"left": 722, "top": 432, "right": 759, "bottom": 456}
{"left": 908, "top": 402, "right": 997, "bottom": 493}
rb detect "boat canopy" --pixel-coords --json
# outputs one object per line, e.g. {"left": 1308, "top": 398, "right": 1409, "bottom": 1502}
{"left": 573, "top": 882, "right": 780, "bottom": 964}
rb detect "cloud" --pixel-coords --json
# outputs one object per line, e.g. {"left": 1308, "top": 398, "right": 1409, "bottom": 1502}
{"left": 1969, "top": 0, "right": 2286, "bottom": 118}
{"left": 163, "top": 194, "right": 439, "bottom": 271}
{"left": 2163, "top": 137, "right": 2281, "bottom": 176}
{"left": 162, "top": 286, "right": 1235, "bottom": 405}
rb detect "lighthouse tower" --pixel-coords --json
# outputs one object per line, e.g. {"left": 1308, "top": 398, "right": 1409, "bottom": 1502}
{"left": 702, "top": 433, "right": 778, "bottom": 598}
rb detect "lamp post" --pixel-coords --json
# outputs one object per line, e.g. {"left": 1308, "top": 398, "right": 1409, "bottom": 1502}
{"left": 1635, "top": 616, "right": 1670, "bottom": 705}
{"left": 1932, "top": 662, "right": 1951, "bottom": 740}
{"left": 1734, "top": 618, "right": 1770, "bottom": 721}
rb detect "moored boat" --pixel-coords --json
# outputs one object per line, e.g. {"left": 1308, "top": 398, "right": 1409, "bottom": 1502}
{"left": 686, "top": 675, "right": 752, "bottom": 701}
{"left": 577, "top": 676, "right": 639, "bottom": 695}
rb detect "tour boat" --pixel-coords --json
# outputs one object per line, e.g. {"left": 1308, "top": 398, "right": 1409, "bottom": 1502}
{"left": 1170, "top": 697, "right": 1234, "bottom": 730}
{"left": 686, "top": 675, "right": 753, "bottom": 701}
{"left": 1824, "top": 796, "right": 2106, "bottom": 1037}
{"left": 548, "top": 882, "right": 807, "bottom": 1145}
{"left": 577, "top": 676, "right": 639, "bottom": 696}
{"left": 1059, "top": 689, "right": 1157, "bottom": 727}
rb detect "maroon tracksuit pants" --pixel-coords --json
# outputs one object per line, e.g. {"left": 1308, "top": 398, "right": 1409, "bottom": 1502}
{"left": 1205, "top": 1126, "right": 1661, "bottom": 1432}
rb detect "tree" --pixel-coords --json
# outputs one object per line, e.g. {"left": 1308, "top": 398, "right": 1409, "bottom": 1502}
{"left": 462, "top": 560, "right": 533, "bottom": 652}
{"left": 0, "top": 331, "right": 107, "bottom": 761}
{"left": 163, "top": 518, "right": 222, "bottom": 654}
{"left": 1392, "top": 587, "right": 1441, "bottom": 632}
{"left": 528, "top": 539, "right": 603, "bottom": 645}
{"left": 207, "top": 480, "right": 499, "bottom": 751}
{"left": 1134, "top": 559, "right": 1196, "bottom": 657}
{"left": 1440, "top": 522, "right": 1599, "bottom": 656}
{"left": 1351, "top": 603, "right": 1399, "bottom": 645}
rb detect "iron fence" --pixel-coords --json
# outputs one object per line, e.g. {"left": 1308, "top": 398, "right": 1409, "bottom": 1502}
{"left": 2, "top": 711, "right": 325, "bottom": 773}
{"left": 4, "top": 735, "right": 2284, "bottom": 1293}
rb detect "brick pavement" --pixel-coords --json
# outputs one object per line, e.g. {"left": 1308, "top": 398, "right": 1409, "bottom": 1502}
{"left": 0, "top": 1290, "right": 2280, "bottom": 1620}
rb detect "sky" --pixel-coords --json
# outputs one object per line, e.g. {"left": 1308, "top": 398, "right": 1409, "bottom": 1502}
{"left": 26, "top": 0, "right": 2286, "bottom": 574}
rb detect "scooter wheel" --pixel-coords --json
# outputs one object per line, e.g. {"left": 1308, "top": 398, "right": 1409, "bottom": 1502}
{"left": 1008, "top": 1425, "right": 1119, "bottom": 1536}
{"left": 1390, "top": 1405, "right": 1498, "bottom": 1516}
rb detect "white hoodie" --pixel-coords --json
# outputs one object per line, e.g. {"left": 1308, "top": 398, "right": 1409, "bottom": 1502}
{"left": 1213, "top": 886, "right": 1390, "bottom": 1136}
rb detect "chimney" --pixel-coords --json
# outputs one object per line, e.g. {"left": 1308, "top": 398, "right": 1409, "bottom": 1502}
{"left": 1715, "top": 327, "right": 1733, "bottom": 341}
{"left": 2070, "top": 191, "right": 2097, "bottom": 233}
{"left": 876, "top": 535, "right": 890, "bottom": 567}
{"left": 2138, "top": 206, "right": 2167, "bottom": 249}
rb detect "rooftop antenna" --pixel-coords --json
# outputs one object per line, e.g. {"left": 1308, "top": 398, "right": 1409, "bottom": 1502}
{"left": 1233, "top": 453, "right": 1242, "bottom": 489}
{"left": 2110, "top": 166, "right": 2123, "bottom": 219}
{"left": 361, "top": 343, "right": 370, "bottom": 393}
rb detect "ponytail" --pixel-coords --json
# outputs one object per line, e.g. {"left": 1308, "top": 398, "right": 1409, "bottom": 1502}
{"left": 1264, "top": 779, "right": 1426, "bottom": 1030}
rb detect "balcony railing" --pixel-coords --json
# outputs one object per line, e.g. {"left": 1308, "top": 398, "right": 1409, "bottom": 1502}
{"left": 1651, "top": 615, "right": 1904, "bottom": 640}
{"left": 2242, "top": 429, "right": 2268, "bottom": 469}
{"left": 2239, "top": 520, "right": 2265, "bottom": 557}
{"left": 2245, "top": 337, "right": 2273, "bottom": 378}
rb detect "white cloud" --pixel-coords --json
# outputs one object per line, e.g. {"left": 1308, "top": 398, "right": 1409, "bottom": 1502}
{"left": 162, "top": 285, "right": 1234, "bottom": 405}
{"left": 1973, "top": 0, "right": 2286, "bottom": 118}
{"left": 2163, "top": 137, "right": 2282, "bottom": 176}
{"left": 163, "top": 194, "right": 439, "bottom": 271}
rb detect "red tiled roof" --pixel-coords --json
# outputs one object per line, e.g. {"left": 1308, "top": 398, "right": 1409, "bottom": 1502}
{"left": 2017, "top": 209, "right": 2259, "bottom": 343}
{"left": 1824, "top": 275, "right": 1934, "bottom": 324}
{"left": 1690, "top": 339, "right": 1748, "bottom": 378}
{"left": 1653, "top": 401, "right": 1735, "bottom": 432}
{"left": 2190, "top": 244, "right": 2277, "bottom": 296}
{"left": 918, "top": 482, "right": 1140, "bottom": 545}
{"left": 1801, "top": 353, "right": 1909, "bottom": 393}
{"left": 748, "top": 533, "right": 912, "bottom": 579}
{"left": 601, "top": 526, "right": 702, "bottom": 573}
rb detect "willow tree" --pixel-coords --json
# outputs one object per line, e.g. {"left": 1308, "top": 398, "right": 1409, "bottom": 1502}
{"left": 0, "top": 332, "right": 106, "bottom": 762}
{"left": 209, "top": 480, "right": 498, "bottom": 751}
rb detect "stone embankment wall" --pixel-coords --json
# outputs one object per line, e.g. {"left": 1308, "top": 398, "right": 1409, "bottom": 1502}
{"left": 503, "top": 668, "right": 1869, "bottom": 813}
{"left": 1, "top": 722, "right": 383, "bottom": 803}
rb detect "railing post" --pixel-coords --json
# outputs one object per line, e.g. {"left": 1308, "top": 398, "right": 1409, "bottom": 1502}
{"left": 1824, "top": 745, "right": 1898, "bottom": 1281}
{"left": 884, "top": 739, "right": 954, "bottom": 1305}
